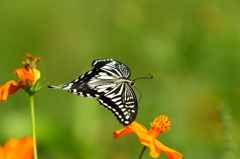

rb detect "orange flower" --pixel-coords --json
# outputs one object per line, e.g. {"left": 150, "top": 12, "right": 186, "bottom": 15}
{"left": 0, "top": 81, "right": 21, "bottom": 102}
{"left": 0, "top": 54, "right": 41, "bottom": 102}
{"left": 14, "top": 68, "right": 34, "bottom": 85}
{"left": 0, "top": 137, "right": 34, "bottom": 159}
{"left": 113, "top": 115, "right": 182, "bottom": 159}
{"left": 21, "top": 54, "right": 41, "bottom": 87}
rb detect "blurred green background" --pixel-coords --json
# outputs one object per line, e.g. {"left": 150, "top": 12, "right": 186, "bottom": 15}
{"left": 0, "top": 0, "right": 240, "bottom": 159}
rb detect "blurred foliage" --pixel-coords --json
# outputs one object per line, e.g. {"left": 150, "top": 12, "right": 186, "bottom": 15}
{"left": 0, "top": 0, "right": 240, "bottom": 159}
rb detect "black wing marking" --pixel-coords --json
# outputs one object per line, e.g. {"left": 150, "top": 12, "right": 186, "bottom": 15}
{"left": 97, "top": 83, "right": 138, "bottom": 126}
{"left": 92, "top": 58, "right": 131, "bottom": 78}
{"left": 92, "top": 58, "right": 114, "bottom": 69}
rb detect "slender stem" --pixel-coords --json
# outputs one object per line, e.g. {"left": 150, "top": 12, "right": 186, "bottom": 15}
{"left": 138, "top": 146, "right": 147, "bottom": 159}
{"left": 30, "top": 95, "right": 38, "bottom": 159}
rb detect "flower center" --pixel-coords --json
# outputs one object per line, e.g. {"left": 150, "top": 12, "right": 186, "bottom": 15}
{"left": 149, "top": 115, "right": 171, "bottom": 138}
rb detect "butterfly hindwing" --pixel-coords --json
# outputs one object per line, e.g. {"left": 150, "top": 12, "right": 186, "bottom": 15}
{"left": 97, "top": 83, "right": 138, "bottom": 126}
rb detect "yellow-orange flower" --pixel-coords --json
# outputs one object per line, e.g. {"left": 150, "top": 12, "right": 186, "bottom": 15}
{"left": 0, "top": 54, "right": 41, "bottom": 102}
{"left": 113, "top": 115, "right": 182, "bottom": 159}
{"left": 0, "top": 137, "right": 34, "bottom": 159}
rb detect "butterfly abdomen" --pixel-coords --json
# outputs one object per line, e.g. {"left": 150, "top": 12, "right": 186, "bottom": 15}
{"left": 48, "top": 83, "right": 73, "bottom": 90}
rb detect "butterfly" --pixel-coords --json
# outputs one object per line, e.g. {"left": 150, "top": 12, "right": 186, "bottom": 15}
{"left": 48, "top": 58, "right": 152, "bottom": 126}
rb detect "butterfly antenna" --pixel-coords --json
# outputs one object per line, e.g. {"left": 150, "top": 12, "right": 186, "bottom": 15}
{"left": 133, "top": 74, "right": 153, "bottom": 81}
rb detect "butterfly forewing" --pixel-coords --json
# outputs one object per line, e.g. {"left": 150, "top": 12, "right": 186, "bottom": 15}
{"left": 68, "top": 69, "right": 118, "bottom": 98}
{"left": 92, "top": 59, "right": 131, "bottom": 78}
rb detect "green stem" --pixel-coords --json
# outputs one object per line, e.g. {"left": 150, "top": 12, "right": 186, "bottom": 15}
{"left": 138, "top": 146, "right": 147, "bottom": 159}
{"left": 30, "top": 95, "right": 38, "bottom": 159}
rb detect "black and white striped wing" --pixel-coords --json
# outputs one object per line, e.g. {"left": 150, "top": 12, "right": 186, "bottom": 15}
{"left": 92, "top": 58, "right": 131, "bottom": 78}
{"left": 65, "top": 69, "right": 118, "bottom": 98}
{"left": 66, "top": 58, "right": 131, "bottom": 98}
{"left": 48, "top": 58, "right": 138, "bottom": 126}
{"left": 97, "top": 82, "right": 138, "bottom": 126}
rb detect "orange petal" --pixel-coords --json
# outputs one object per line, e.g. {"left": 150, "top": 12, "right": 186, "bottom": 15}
{"left": 113, "top": 127, "right": 134, "bottom": 139}
{"left": 0, "top": 81, "right": 21, "bottom": 102}
{"left": 153, "top": 139, "right": 182, "bottom": 159}
{"left": 113, "top": 121, "right": 149, "bottom": 139}
{"left": 148, "top": 140, "right": 161, "bottom": 158}
{"left": 130, "top": 121, "right": 149, "bottom": 133}
{"left": 26, "top": 54, "right": 33, "bottom": 60}
{"left": 129, "top": 122, "right": 153, "bottom": 146}
{"left": 0, "top": 146, "right": 4, "bottom": 159}
{"left": 138, "top": 135, "right": 152, "bottom": 146}
{"left": 14, "top": 68, "right": 34, "bottom": 82}
{"left": 0, "top": 137, "right": 34, "bottom": 159}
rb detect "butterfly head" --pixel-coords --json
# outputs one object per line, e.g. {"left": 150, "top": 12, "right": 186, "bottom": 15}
{"left": 129, "top": 81, "right": 136, "bottom": 87}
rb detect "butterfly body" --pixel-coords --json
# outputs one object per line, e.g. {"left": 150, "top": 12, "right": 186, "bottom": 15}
{"left": 49, "top": 58, "right": 141, "bottom": 125}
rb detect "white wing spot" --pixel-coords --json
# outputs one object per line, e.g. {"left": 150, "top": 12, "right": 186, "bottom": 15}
{"left": 118, "top": 105, "right": 124, "bottom": 108}
{"left": 128, "top": 105, "right": 135, "bottom": 108}
{"left": 98, "top": 72, "right": 107, "bottom": 76}
{"left": 111, "top": 97, "right": 121, "bottom": 102}
{"left": 121, "top": 108, "right": 126, "bottom": 112}
{"left": 125, "top": 115, "right": 130, "bottom": 120}
{"left": 123, "top": 111, "right": 128, "bottom": 115}
{"left": 115, "top": 101, "right": 122, "bottom": 105}
{"left": 93, "top": 61, "right": 97, "bottom": 65}
{"left": 79, "top": 75, "right": 84, "bottom": 79}
{"left": 124, "top": 121, "right": 130, "bottom": 124}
